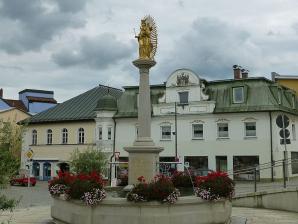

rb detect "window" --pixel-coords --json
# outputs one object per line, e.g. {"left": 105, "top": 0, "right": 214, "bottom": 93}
{"left": 78, "top": 128, "right": 85, "bottom": 144}
{"left": 178, "top": 91, "right": 189, "bottom": 104}
{"left": 47, "top": 129, "right": 52, "bottom": 145}
{"left": 108, "top": 127, "right": 112, "bottom": 140}
{"left": 291, "top": 152, "right": 298, "bottom": 174}
{"left": 98, "top": 127, "right": 102, "bottom": 140}
{"left": 245, "top": 122, "right": 256, "bottom": 137}
{"left": 292, "top": 95, "right": 296, "bottom": 109}
{"left": 217, "top": 123, "right": 229, "bottom": 138}
{"left": 32, "top": 130, "right": 37, "bottom": 145}
{"left": 192, "top": 124, "right": 203, "bottom": 139}
{"left": 62, "top": 128, "right": 68, "bottom": 144}
{"left": 233, "top": 87, "right": 244, "bottom": 103}
{"left": 161, "top": 125, "right": 171, "bottom": 140}
{"left": 278, "top": 89, "right": 282, "bottom": 104}
{"left": 292, "top": 124, "right": 296, "bottom": 141}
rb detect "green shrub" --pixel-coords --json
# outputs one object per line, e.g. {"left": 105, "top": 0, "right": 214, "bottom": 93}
{"left": 70, "top": 148, "right": 107, "bottom": 174}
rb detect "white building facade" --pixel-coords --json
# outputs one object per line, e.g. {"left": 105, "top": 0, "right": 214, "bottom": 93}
{"left": 22, "top": 69, "right": 298, "bottom": 181}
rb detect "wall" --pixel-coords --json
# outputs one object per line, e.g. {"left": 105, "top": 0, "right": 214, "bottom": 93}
{"left": 0, "top": 108, "right": 30, "bottom": 123}
{"left": 115, "top": 112, "right": 275, "bottom": 178}
{"left": 51, "top": 196, "right": 232, "bottom": 224}
{"left": 29, "top": 102, "right": 56, "bottom": 114}
{"left": 276, "top": 79, "right": 298, "bottom": 96}
{"left": 232, "top": 188, "right": 298, "bottom": 213}
{"left": 21, "top": 121, "right": 96, "bottom": 169}
{"left": 19, "top": 91, "right": 53, "bottom": 109}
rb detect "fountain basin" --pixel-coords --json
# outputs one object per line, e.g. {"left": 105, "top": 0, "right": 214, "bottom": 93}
{"left": 51, "top": 196, "right": 231, "bottom": 224}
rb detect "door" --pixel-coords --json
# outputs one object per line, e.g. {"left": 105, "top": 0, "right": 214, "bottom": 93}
{"left": 33, "top": 162, "right": 40, "bottom": 180}
{"left": 216, "top": 156, "right": 227, "bottom": 172}
{"left": 43, "top": 162, "right": 51, "bottom": 181}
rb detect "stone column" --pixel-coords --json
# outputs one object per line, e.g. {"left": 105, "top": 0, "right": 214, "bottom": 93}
{"left": 124, "top": 59, "right": 163, "bottom": 185}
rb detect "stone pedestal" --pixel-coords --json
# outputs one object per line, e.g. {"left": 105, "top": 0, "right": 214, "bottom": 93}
{"left": 124, "top": 58, "right": 163, "bottom": 184}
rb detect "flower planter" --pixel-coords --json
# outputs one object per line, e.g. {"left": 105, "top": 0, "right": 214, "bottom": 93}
{"left": 51, "top": 196, "right": 231, "bottom": 224}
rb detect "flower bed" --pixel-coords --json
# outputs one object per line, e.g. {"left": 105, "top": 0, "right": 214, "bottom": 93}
{"left": 48, "top": 171, "right": 106, "bottom": 206}
{"left": 195, "top": 171, "right": 235, "bottom": 201}
{"left": 127, "top": 175, "right": 180, "bottom": 204}
{"left": 171, "top": 170, "right": 195, "bottom": 188}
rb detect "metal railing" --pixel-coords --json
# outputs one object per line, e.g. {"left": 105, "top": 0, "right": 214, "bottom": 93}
{"left": 229, "top": 158, "right": 298, "bottom": 193}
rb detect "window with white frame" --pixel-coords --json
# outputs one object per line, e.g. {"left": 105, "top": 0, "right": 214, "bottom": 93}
{"left": 78, "top": 128, "right": 85, "bottom": 144}
{"left": 62, "top": 128, "right": 68, "bottom": 144}
{"left": 161, "top": 125, "right": 171, "bottom": 140}
{"left": 98, "top": 127, "right": 102, "bottom": 140}
{"left": 292, "top": 124, "right": 296, "bottom": 141}
{"left": 217, "top": 123, "right": 229, "bottom": 138}
{"left": 107, "top": 127, "right": 112, "bottom": 140}
{"left": 178, "top": 91, "right": 189, "bottom": 104}
{"left": 47, "top": 129, "right": 52, "bottom": 145}
{"left": 245, "top": 122, "right": 256, "bottom": 137}
{"left": 233, "top": 87, "right": 244, "bottom": 103}
{"left": 32, "top": 130, "right": 37, "bottom": 145}
{"left": 192, "top": 124, "right": 203, "bottom": 139}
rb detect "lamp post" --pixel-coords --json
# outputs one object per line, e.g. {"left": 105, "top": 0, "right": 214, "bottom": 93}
{"left": 168, "top": 102, "right": 179, "bottom": 164}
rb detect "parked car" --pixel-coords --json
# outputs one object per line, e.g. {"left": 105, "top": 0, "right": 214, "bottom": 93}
{"left": 10, "top": 174, "right": 37, "bottom": 186}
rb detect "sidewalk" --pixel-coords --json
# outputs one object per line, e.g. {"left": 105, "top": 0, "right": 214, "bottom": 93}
{"left": 1, "top": 206, "right": 298, "bottom": 224}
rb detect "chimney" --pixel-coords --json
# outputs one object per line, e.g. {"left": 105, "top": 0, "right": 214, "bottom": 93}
{"left": 241, "top": 69, "right": 249, "bottom": 79}
{"left": 0, "top": 88, "right": 3, "bottom": 98}
{"left": 233, "top": 65, "right": 242, "bottom": 79}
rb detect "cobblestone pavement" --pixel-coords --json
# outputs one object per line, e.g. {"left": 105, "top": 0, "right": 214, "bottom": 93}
{"left": 1, "top": 180, "right": 298, "bottom": 223}
{"left": 232, "top": 207, "right": 298, "bottom": 224}
{"left": 1, "top": 181, "right": 51, "bottom": 208}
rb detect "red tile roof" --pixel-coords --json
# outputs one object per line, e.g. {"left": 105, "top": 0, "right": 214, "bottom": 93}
{"left": 3, "top": 99, "right": 28, "bottom": 112}
{"left": 26, "top": 96, "right": 57, "bottom": 104}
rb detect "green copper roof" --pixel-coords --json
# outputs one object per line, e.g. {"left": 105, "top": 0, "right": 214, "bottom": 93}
{"left": 115, "top": 77, "right": 297, "bottom": 117}
{"left": 95, "top": 94, "right": 118, "bottom": 111}
{"left": 26, "top": 85, "right": 122, "bottom": 124}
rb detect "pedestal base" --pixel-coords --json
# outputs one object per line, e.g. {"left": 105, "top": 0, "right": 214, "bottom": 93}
{"left": 124, "top": 144, "right": 163, "bottom": 185}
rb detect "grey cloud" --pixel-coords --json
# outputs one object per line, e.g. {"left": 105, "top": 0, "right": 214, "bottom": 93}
{"left": 0, "top": 0, "right": 87, "bottom": 54}
{"left": 55, "top": 0, "right": 87, "bottom": 13}
{"left": 158, "top": 17, "right": 261, "bottom": 80}
{"left": 52, "top": 33, "right": 135, "bottom": 70}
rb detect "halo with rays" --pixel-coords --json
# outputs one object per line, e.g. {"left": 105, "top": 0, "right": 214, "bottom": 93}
{"left": 144, "top": 15, "right": 158, "bottom": 59}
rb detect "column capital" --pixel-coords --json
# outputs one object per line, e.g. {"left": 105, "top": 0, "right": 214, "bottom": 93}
{"left": 132, "top": 58, "right": 156, "bottom": 70}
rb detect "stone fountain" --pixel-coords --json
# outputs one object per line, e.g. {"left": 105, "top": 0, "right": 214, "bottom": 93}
{"left": 50, "top": 16, "right": 232, "bottom": 224}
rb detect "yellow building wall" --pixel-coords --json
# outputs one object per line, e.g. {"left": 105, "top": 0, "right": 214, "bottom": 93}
{"left": 28, "top": 121, "right": 96, "bottom": 161}
{"left": 277, "top": 79, "right": 298, "bottom": 96}
{"left": 0, "top": 108, "right": 30, "bottom": 124}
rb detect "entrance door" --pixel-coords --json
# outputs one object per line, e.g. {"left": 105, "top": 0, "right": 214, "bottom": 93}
{"left": 43, "top": 162, "right": 51, "bottom": 181}
{"left": 216, "top": 156, "right": 227, "bottom": 172}
{"left": 33, "top": 162, "right": 40, "bottom": 179}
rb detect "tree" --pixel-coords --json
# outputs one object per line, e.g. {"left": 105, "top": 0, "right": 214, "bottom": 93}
{"left": 0, "top": 120, "right": 24, "bottom": 222}
{"left": 70, "top": 148, "right": 107, "bottom": 174}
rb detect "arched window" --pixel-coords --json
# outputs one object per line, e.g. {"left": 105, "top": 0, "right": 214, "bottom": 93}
{"left": 32, "top": 130, "right": 37, "bottom": 145}
{"left": 78, "top": 128, "right": 84, "bottom": 144}
{"left": 47, "top": 129, "right": 52, "bottom": 145}
{"left": 62, "top": 128, "right": 68, "bottom": 144}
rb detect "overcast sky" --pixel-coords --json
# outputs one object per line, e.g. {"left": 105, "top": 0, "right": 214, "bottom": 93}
{"left": 1, "top": 0, "right": 298, "bottom": 102}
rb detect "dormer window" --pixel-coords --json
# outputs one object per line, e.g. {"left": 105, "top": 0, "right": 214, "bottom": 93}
{"left": 278, "top": 88, "right": 282, "bottom": 105}
{"left": 292, "top": 94, "right": 296, "bottom": 109}
{"left": 178, "top": 91, "right": 189, "bottom": 105}
{"left": 233, "top": 87, "right": 244, "bottom": 103}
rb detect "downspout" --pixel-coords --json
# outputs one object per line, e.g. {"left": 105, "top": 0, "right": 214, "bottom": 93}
{"left": 109, "top": 117, "right": 116, "bottom": 184}
{"left": 269, "top": 111, "right": 274, "bottom": 182}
